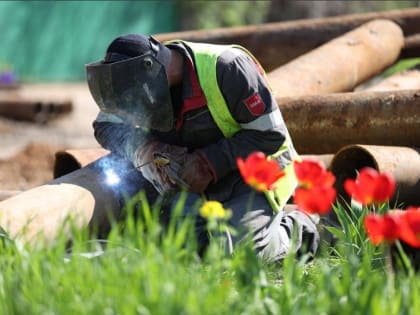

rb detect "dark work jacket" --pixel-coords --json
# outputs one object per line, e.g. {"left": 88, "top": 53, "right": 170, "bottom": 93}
{"left": 93, "top": 41, "right": 294, "bottom": 203}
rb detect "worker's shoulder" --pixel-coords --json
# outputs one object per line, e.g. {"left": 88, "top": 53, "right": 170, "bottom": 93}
{"left": 217, "top": 47, "right": 252, "bottom": 67}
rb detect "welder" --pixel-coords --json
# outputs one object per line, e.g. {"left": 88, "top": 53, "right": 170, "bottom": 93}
{"left": 85, "top": 34, "right": 319, "bottom": 262}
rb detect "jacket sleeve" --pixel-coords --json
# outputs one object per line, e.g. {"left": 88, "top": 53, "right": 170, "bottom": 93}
{"left": 199, "top": 49, "right": 292, "bottom": 180}
{"left": 92, "top": 111, "right": 151, "bottom": 161}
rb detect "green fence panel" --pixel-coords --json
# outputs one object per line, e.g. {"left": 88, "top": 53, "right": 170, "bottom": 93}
{"left": 0, "top": 1, "right": 177, "bottom": 81}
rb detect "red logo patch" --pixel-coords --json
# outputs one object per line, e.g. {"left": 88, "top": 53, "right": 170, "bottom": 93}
{"left": 243, "top": 92, "right": 266, "bottom": 116}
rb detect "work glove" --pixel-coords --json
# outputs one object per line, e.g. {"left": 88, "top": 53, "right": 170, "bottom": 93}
{"left": 133, "top": 140, "right": 188, "bottom": 194}
{"left": 152, "top": 149, "right": 214, "bottom": 193}
{"left": 177, "top": 151, "right": 214, "bottom": 193}
{"left": 134, "top": 140, "right": 215, "bottom": 194}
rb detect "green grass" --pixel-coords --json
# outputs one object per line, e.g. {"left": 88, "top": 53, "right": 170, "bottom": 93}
{"left": 382, "top": 57, "right": 420, "bottom": 77}
{"left": 0, "top": 195, "right": 419, "bottom": 315}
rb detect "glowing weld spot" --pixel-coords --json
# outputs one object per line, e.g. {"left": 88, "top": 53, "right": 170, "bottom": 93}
{"left": 105, "top": 168, "right": 120, "bottom": 186}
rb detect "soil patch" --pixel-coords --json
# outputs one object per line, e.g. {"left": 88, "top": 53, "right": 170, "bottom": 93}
{"left": 0, "top": 142, "right": 64, "bottom": 190}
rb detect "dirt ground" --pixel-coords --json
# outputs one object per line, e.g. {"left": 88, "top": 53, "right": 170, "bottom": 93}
{"left": 0, "top": 83, "right": 100, "bottom": 191}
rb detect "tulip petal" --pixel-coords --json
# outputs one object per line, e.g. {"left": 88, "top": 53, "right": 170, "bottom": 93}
{"left": 237, "top": 152, "right": 285, "bottom": 192}
{"left": 344, "top": 167, "right": 395, "bottom": 206}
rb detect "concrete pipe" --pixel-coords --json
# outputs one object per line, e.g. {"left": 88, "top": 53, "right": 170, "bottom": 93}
{"left": 330, "top": 145, "right": 420, "bottom": 207}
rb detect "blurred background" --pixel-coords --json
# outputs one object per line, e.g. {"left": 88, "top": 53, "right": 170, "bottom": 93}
{"left": 0, "top": 0, "right": 419, "bottom": 82}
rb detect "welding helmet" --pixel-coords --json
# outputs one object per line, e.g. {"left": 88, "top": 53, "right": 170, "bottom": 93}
{"left": 85, "top": 34, "right": 173, "bottom": 131}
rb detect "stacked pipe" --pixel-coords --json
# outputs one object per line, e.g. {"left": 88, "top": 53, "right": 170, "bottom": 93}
{"left": 330, "top": 145, "right": 420, "bottom": 207}
{"left": 155, "top": 7, "right": 420, "bottom": 72}
{"left": 0, "top": 12, "right": 419, "bottom": 245}
{"left": 0, "top": 95, "right": 73, "bottom": 123}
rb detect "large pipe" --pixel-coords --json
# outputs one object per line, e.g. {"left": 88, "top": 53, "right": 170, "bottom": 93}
{"left": 330, "top": 145, "right": 420, "bottom": 206}
{"left": 356, "top": 69, "right": 420, "bottom": 92}
{"left": 155, "top": 8, "right": 420, "bottom": 72}
{"left": 401, "top": 33, "right": 420, "bottom": 59}
{"left": 267, "top": 19, "right": 403, "bottom": 96}
{"left": 51, "top": 90, "right": 420, "bottom": 174}
{"left": 301, "top": 154, "right": 334, "bottom": 170}
{"left": 0, "top": 190, "right": 21, "bottom": 202}
{"left": 0, "top": 141, "right": 415, "bottom": 245}
{"left": 54, "top": 148, "right": 109, "bottom": 179}
{"left": 0, "top": 95, "right": 73, "bottom": 123}
{"left": 0, "top": 154, "right": 154, "bottom": 245}
{"left": 277, "top": 89, "right": 420, "bottom": 154}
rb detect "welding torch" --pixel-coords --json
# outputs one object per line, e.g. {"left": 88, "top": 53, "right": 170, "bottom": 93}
{"left": 136, "top": 152, "right": 190, "bottom": 189}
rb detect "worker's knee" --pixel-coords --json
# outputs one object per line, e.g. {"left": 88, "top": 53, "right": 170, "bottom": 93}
{"left": 245, "top": 209, "right": 320, "bottom": 263}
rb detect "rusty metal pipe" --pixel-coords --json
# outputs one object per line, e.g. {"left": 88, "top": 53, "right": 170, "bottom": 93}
{"left": 401, "top": 33, "right": 420, "bottom": 59}
{"left": 301, "top": 154, "right": 334, "bottom": 170}
{"left": 278, "top": 89, "right": 420, "bottom": 154}
{"left": 54, "top": 148, "right": 109, "bottom": 179}
{"left": 0, "top": 96, "right": 73, "bottom": 123}
{"left": 1, "top": 147, "right": 335, "bottom": 245}
{"left": 0, "top": 190, "right": 22, "bottom": 202}
{"left": 0, "top": 154, "right": 152, "bottom": 245}
{"left": 404, "top": 33, "right": 420, "bottom": 49}
{"left": 49, "top": 154, "right": 152, "bottom": 236}
{"left": 330, "top": 145, "right": 420, "bottom": 207}
{"left": 155, "top": 8, "right": 420, "bottom": 72}
{"left": 356, "top": 69, "right": 420, "bottom": 92}
{"left": 267, "top": 19, "right": 403, "bottom": 97}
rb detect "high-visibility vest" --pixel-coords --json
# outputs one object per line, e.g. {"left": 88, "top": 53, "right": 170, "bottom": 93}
{"left": 170, "top": 40, "right": 300, "bottom": 212}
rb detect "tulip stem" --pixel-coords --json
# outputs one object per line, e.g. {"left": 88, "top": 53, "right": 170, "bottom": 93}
{"left": 394, "top": 240, "right": 414, "bottom": 276}
{"left": 264, "top": 190, "right": 282, "bottom": 213}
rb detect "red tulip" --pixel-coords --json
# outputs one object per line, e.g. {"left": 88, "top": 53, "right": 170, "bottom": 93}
{"left": 294, "top": 185, "right": 336, "bottom": 215}
{"left": 293, "top": 159, "right": 335, "bottom": 188}
{"left": 344, "top": 167, "right": 395, "bottom": 206}
{"left": 237, "top": 152, "right": 285, "bottom": 192}
{"left": 398, "top": 207, "right": 420, "bottom": 248}
{"left": 364, "top": 212, "right": 401, "bottom": 245}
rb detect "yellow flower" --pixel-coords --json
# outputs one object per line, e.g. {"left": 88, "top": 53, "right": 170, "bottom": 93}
{"left": 199, "top": 201, "right": 228, "bottom": 220}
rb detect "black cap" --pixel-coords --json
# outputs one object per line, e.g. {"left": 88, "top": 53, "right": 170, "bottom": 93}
{"left": 104, "top": 34, "right": 171, "bottom": 67}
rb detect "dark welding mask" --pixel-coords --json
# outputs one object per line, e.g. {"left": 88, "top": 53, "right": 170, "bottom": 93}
{"left": 85, "top": 36, "right": 173, "bottom": 131}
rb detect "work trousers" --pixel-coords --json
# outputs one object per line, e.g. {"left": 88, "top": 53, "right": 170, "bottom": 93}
{"left": 169, "top": 192, "right": 320, "bottom": 263}
{"left": 104, "top": 153, "right": 319, "bottom": 262}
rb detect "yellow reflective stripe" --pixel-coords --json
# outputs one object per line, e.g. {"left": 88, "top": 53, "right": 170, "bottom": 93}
{"left": 267, "top": 136, "right": 301, "bottom": 212}
{"left": 183, "top": 41, "right": 240, "bottom": 138}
